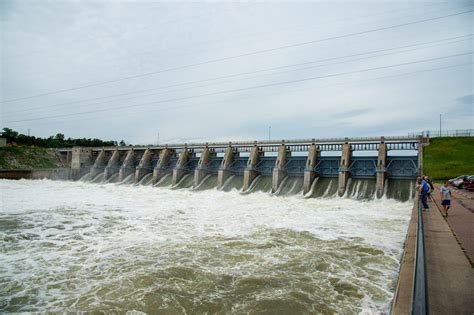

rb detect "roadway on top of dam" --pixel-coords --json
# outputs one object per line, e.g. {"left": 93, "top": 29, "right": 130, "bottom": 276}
{"left": 57, "top": 135, "right": 424, "bottom": 152}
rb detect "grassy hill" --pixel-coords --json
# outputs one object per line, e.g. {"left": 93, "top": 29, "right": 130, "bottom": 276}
{"left": 0, "top": 145, "right": 64, "bottom": 169}
{"left": 423, "top": 137, "right": 474, "bottom": 180}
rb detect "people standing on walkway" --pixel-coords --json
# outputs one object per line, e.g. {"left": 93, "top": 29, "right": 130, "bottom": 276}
{"left": 417, "top": 177, "right": 430, "bottom": 210}
{"left": 440, "top": 180, "right": 452, "bottom": 217}
{"left": 424, "top": 175, "right": 434, "bottom": 197}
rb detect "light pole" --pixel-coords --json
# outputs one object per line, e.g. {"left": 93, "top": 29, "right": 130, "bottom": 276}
{"left": 439, "top": 114, "right": 442, "bottom": 137}
{"left": 268, "top": 126, "right": 271, "bottom": 142}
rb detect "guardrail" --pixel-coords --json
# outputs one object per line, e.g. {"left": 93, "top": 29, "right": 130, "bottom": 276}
{"left": 412, "top": 198, "right": 427, "bottom": 314}
{"left": 409, "top": 129, "right": 474, "bottom": 138}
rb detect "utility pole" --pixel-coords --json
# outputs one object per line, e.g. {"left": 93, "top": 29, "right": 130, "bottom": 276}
{"left": 268, "top": 126, "right": 272, "bottom": 142}
{"left": 157, "top": 132, "right": 160, "bottom": 146}
{"left": 27, "top": 128, "right": 30, "bottom": 137}
{"left": 439, "top": 114, "right": 442, "bottom": 137}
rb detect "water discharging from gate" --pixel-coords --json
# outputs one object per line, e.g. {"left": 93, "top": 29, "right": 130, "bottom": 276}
{"left": 220, "top": 175, "right": 244, "bottom": 192}
{"left": 193, "top": 175, "right": 218, "bottom": 191}
{"left": 1, "top": 178, "right": 413, "bottom": 313}
{"left": 137, "top": 173, "right": 153, "bottom": 185}
{"left": 79, "top": 167, "right": 416, "bottom": 202}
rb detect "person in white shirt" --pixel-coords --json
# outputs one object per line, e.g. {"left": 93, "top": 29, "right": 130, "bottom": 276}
{"left": 440, "top": 181, "right": 452, "bottom": 217}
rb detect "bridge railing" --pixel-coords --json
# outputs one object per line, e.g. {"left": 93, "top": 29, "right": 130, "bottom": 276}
{"left": 412, "top": 197, "right": 427, "bottom": 315}
{"left": 409, "top": 129, "right": 473, "bottom": 138}
{"left": 57, "top": 136, "right": 423, "bottom": 152}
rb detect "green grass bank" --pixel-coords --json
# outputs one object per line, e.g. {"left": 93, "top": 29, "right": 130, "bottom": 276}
{"left": 0, "top": 145, "right": 64, "bottom": 169}
{"left": 423, "top": 137, "right": 474, "bottom": 180}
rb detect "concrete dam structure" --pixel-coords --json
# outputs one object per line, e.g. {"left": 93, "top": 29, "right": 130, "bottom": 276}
{"left": 60, "top": 136, "right": 422, "bottom": 199}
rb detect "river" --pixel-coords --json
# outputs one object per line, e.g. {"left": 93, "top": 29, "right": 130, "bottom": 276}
{"left": 0, "top": 179, "right": 411, "bottom": 313}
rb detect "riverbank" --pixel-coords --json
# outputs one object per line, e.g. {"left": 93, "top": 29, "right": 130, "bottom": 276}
{"left": 0, "top": 145, "right": 65, "bottom": 169}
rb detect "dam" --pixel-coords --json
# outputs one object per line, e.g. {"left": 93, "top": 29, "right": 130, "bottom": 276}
{"left": 59, "top": 136, "right": 422, "bottom": 200}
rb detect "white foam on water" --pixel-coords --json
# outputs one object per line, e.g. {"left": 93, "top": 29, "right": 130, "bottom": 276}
{"left": 0, "top": 179, "right": 412, "bottom": 313}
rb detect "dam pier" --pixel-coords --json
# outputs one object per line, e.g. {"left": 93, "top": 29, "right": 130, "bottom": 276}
{"left": 60, "top": 136, "right": 422, "bottom": 197}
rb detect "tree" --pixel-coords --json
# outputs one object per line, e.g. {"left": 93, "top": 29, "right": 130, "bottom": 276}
{"left": 119, "top": 140, "right": 126, "bottom": 146}
{"left": 1, "top": 127, "right": 121, "bottom": 147}
{"left": 1, "top": 128, "right": 19, "bottom": 142}
{"left": 54, "top": 133, "right": 65, "bottom": 141}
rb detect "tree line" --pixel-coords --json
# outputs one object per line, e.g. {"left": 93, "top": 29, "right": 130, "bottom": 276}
{"left": 0, "top": 128, "right": 125, "bottom": 148}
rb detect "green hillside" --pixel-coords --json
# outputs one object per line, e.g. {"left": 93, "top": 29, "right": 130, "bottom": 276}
{"left": 423, "top": 137, "right": 474, "bottom": 180}
{"left": 0, "top": 145, "right": 64, "bottom": 169}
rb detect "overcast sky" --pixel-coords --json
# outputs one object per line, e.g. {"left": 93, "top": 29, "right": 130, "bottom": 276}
{"left": 1, "top": 0, "right": 472, "bottom": 144}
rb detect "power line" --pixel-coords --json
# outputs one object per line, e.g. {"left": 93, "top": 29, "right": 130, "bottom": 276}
{"left": 5, "top": 62, "right": 468, "bottom": 129}
{"left": 3, "top": 1, "right": 465, "bottom": 88}
{"left": 4, "top": 34, "right": 472, "bottom": 117}
{"left": 5, "top": 52, "right": 471, "bottom": 124}
{"left": 4, "top": 51, "right": 471, "bottom": 124}
{"left": 1, "top": 9, "right": 472, "bottom": 104}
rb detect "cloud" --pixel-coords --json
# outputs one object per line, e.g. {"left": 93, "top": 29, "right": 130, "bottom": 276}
{"left": 331, "top": 108, "right": 371, "bottom": 119}
{"left": 456, "top": 94, "right": 474, "bottom": 106}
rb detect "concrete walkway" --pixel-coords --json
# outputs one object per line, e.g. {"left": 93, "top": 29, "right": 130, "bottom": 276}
{"left": 392, "top": 187, "right": 474, "bottom": 315}
{"left": 422, "top": 187, "right": 474, "bottom": 314}
{"left": 431, "top": 185, "right": 474, "bottom": 264}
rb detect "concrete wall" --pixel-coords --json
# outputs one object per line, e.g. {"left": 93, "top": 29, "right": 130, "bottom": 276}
{"left": 194, "top": 146, "right": 214, "bottom": 187}
{"left": 118, "top": 149, "right": 136, "bottom": 182}
{"left": 271, "top": 144, "right": 290, "bottom": 193}
{"left": 71, "top": 147, "right": 92, "bottom": 170}
{"left": 337, "top": 143, "right": 352, "bottom": 197}
{"left": 303, "top": 144, "right": 320, "bottom": 195}
{"left": 104, "top": 149, "right": 121, "bottom": 180}
{"left": 172, "top": 149, "right": 191, "bottom": 185}
{"left": 153, "top": 148, "right": 173, "bottom": 184}
{"left": 90, "top": 149, "right": 107, "bottom": 179}
{"left": 376, "top": 140, "right": 387, "bottom": 199}
{"left": 243, "top": 145, "right": 262, "bottom": 191}
{"left": 217, "top": 146, "right": 236, "bottom": 189}
{"left": 135, "top": 149, "right": 152, "bottom": 183}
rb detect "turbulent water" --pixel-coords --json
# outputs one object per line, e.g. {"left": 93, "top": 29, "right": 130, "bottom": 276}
{"left": 0, "top": 179, "right": 412, "bottom": 313}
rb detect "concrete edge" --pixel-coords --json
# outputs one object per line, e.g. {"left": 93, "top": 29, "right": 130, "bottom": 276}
{"left": 391, "top": 196, "right": 418, "bottom": 315}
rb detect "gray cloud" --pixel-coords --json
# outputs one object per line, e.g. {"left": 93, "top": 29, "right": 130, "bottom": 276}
{"left": 456, "top": 94, "right": 474, "bottom": 105}
{"left": 331, "top": 108, "right": 371, "bottom": 120}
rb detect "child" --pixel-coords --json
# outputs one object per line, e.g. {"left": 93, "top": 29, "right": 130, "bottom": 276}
{"left": 440, "top": 180, "right": 452, "bottom": 217}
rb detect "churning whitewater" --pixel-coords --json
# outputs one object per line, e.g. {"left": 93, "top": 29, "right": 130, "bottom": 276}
{"left": 0, "top": 179, "right": 412, "bottom": 313}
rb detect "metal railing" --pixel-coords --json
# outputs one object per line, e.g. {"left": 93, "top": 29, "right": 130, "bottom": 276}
{"left": 412, "top": 197, "right": 427, "bottom": 315}
{"left": 409, "top": 129, "right": 473, "bottom": 138}
{"left": 57, "top": 135, "right": 423, "bottom": 152}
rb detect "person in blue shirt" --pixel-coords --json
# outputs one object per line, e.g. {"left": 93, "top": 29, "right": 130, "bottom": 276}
{"left": 417, "top": 177, "right": 430, "bottom": 210}
{"left": 423, "top": 175, "right": 434, "bottom": 197}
